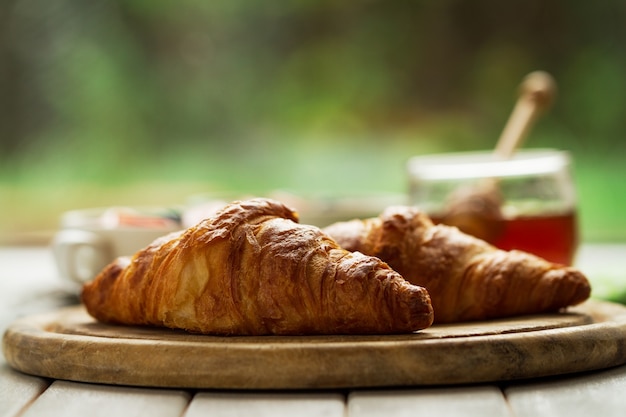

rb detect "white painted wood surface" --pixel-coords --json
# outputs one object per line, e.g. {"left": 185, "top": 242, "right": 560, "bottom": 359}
{"left": 19, "top": 381, "right": 190, "bottom": 417}
{"left": 348, "top": 386, "right": 513, "bottom": 417}
{"left": 0, "top": 363, "right": 49, "bottom": 417}
{"left": 186, "top": 392, "right": 346, "bottom": 417}
{"left": 0, "top": 247, "right": 62, "bottom": 417}
{"left": 505, "top": 365, "right": 626, "bottom": 417}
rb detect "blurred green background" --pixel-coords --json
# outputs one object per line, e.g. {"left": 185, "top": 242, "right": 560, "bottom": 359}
{"left": 1, "top": 0, "right": 625, "bottom": 244}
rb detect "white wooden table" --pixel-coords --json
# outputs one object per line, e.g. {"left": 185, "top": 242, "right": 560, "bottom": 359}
{"left": 2, "top": 245, "right": 626, "bottom": 417}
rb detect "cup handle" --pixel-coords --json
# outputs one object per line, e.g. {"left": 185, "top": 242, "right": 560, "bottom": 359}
{"left": 52, "top": 230, "right": 111, "bottom": 285}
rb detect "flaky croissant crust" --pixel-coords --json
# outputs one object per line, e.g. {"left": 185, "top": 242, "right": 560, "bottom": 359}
{"left": 324, "top": 206, "right": 591, "bottom": 323}
{"left": 82, "top": 199, "right": 433, "bottom": 335}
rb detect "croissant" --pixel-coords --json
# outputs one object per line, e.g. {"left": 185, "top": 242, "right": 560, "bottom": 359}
{"left": 81, "top": 198, "right": 433, "bottom": 335}
{"left": 323, "top": 206, "right": 591, "bottom": 323}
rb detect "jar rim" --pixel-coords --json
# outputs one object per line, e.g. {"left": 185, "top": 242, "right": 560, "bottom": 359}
{"left": 407, "top": 148, "right": 570, "bottom": 180}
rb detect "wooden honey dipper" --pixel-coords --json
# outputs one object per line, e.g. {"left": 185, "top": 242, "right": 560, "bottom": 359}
{"left": 441, "top": 71, "right": 557, "bottom": 242}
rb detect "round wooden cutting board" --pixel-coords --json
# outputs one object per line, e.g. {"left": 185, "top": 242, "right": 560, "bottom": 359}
{"left": 3, "top": 300, "right": 626, "bottom": 389}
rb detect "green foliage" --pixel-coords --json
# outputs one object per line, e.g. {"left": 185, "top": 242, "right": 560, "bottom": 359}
{"left": 1, "top": 1, "right": 625, "bottom": 241}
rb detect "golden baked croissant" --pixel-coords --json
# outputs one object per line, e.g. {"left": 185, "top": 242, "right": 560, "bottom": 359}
{"left": 323, "top": 206, "right": 591, "bottom": 323}
{"left": 82, "top": 198, "right": 433, "bottom": 335}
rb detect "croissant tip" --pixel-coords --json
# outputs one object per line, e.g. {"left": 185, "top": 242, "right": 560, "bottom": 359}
{"left": 568, "top": 269, "right": 592, "bottom": 305}
{"left": 394, "top": 282, "right": 434, "bottom": 331}
{"left": 81, "top": 258, "right": 127, "bottom": 322}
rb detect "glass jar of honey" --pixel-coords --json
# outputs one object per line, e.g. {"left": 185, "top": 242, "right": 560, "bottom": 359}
{"left": 407, "top": 149, "right": 578, "bottom": 265}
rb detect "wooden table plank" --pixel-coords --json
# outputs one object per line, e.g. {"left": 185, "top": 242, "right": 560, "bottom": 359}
{"left": 505, "top": 365, "right": 626, "bottom": 417}
{"left": 0, "top": 247, "right": 75, "bottom": 337}
{"left": 347, "top": 386, "right": 513, "bottom": 417}
{"left": 0, "top": 362, "right": 49, "bottom": 417}
{"left": 18, "top": 381, "right": 190, "bottom": 417}
{"left": 185, "top": 392, "right": 346, "bottom": 417}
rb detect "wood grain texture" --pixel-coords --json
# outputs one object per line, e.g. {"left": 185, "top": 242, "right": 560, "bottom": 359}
{"left": 186, "top": 392, "right": 345, "bottom": 417}
{"left": 348, "top": 386, "right": 512, "bottom": 417}
{"left": 0, "top": 363, "right": 49, "bottom": 417}
{"left": 3, "top": 300, "right": 626, "bottom": 389}
{"left": 505, "top": 365, "right": 626, "bottom": 417}
{"left": 19, "top": 381, "right": 190, "bottom": 417}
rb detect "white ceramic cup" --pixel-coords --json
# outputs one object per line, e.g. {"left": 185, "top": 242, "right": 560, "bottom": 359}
{"left": 52, "top": 207, "right": 181, "bottom": 285}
